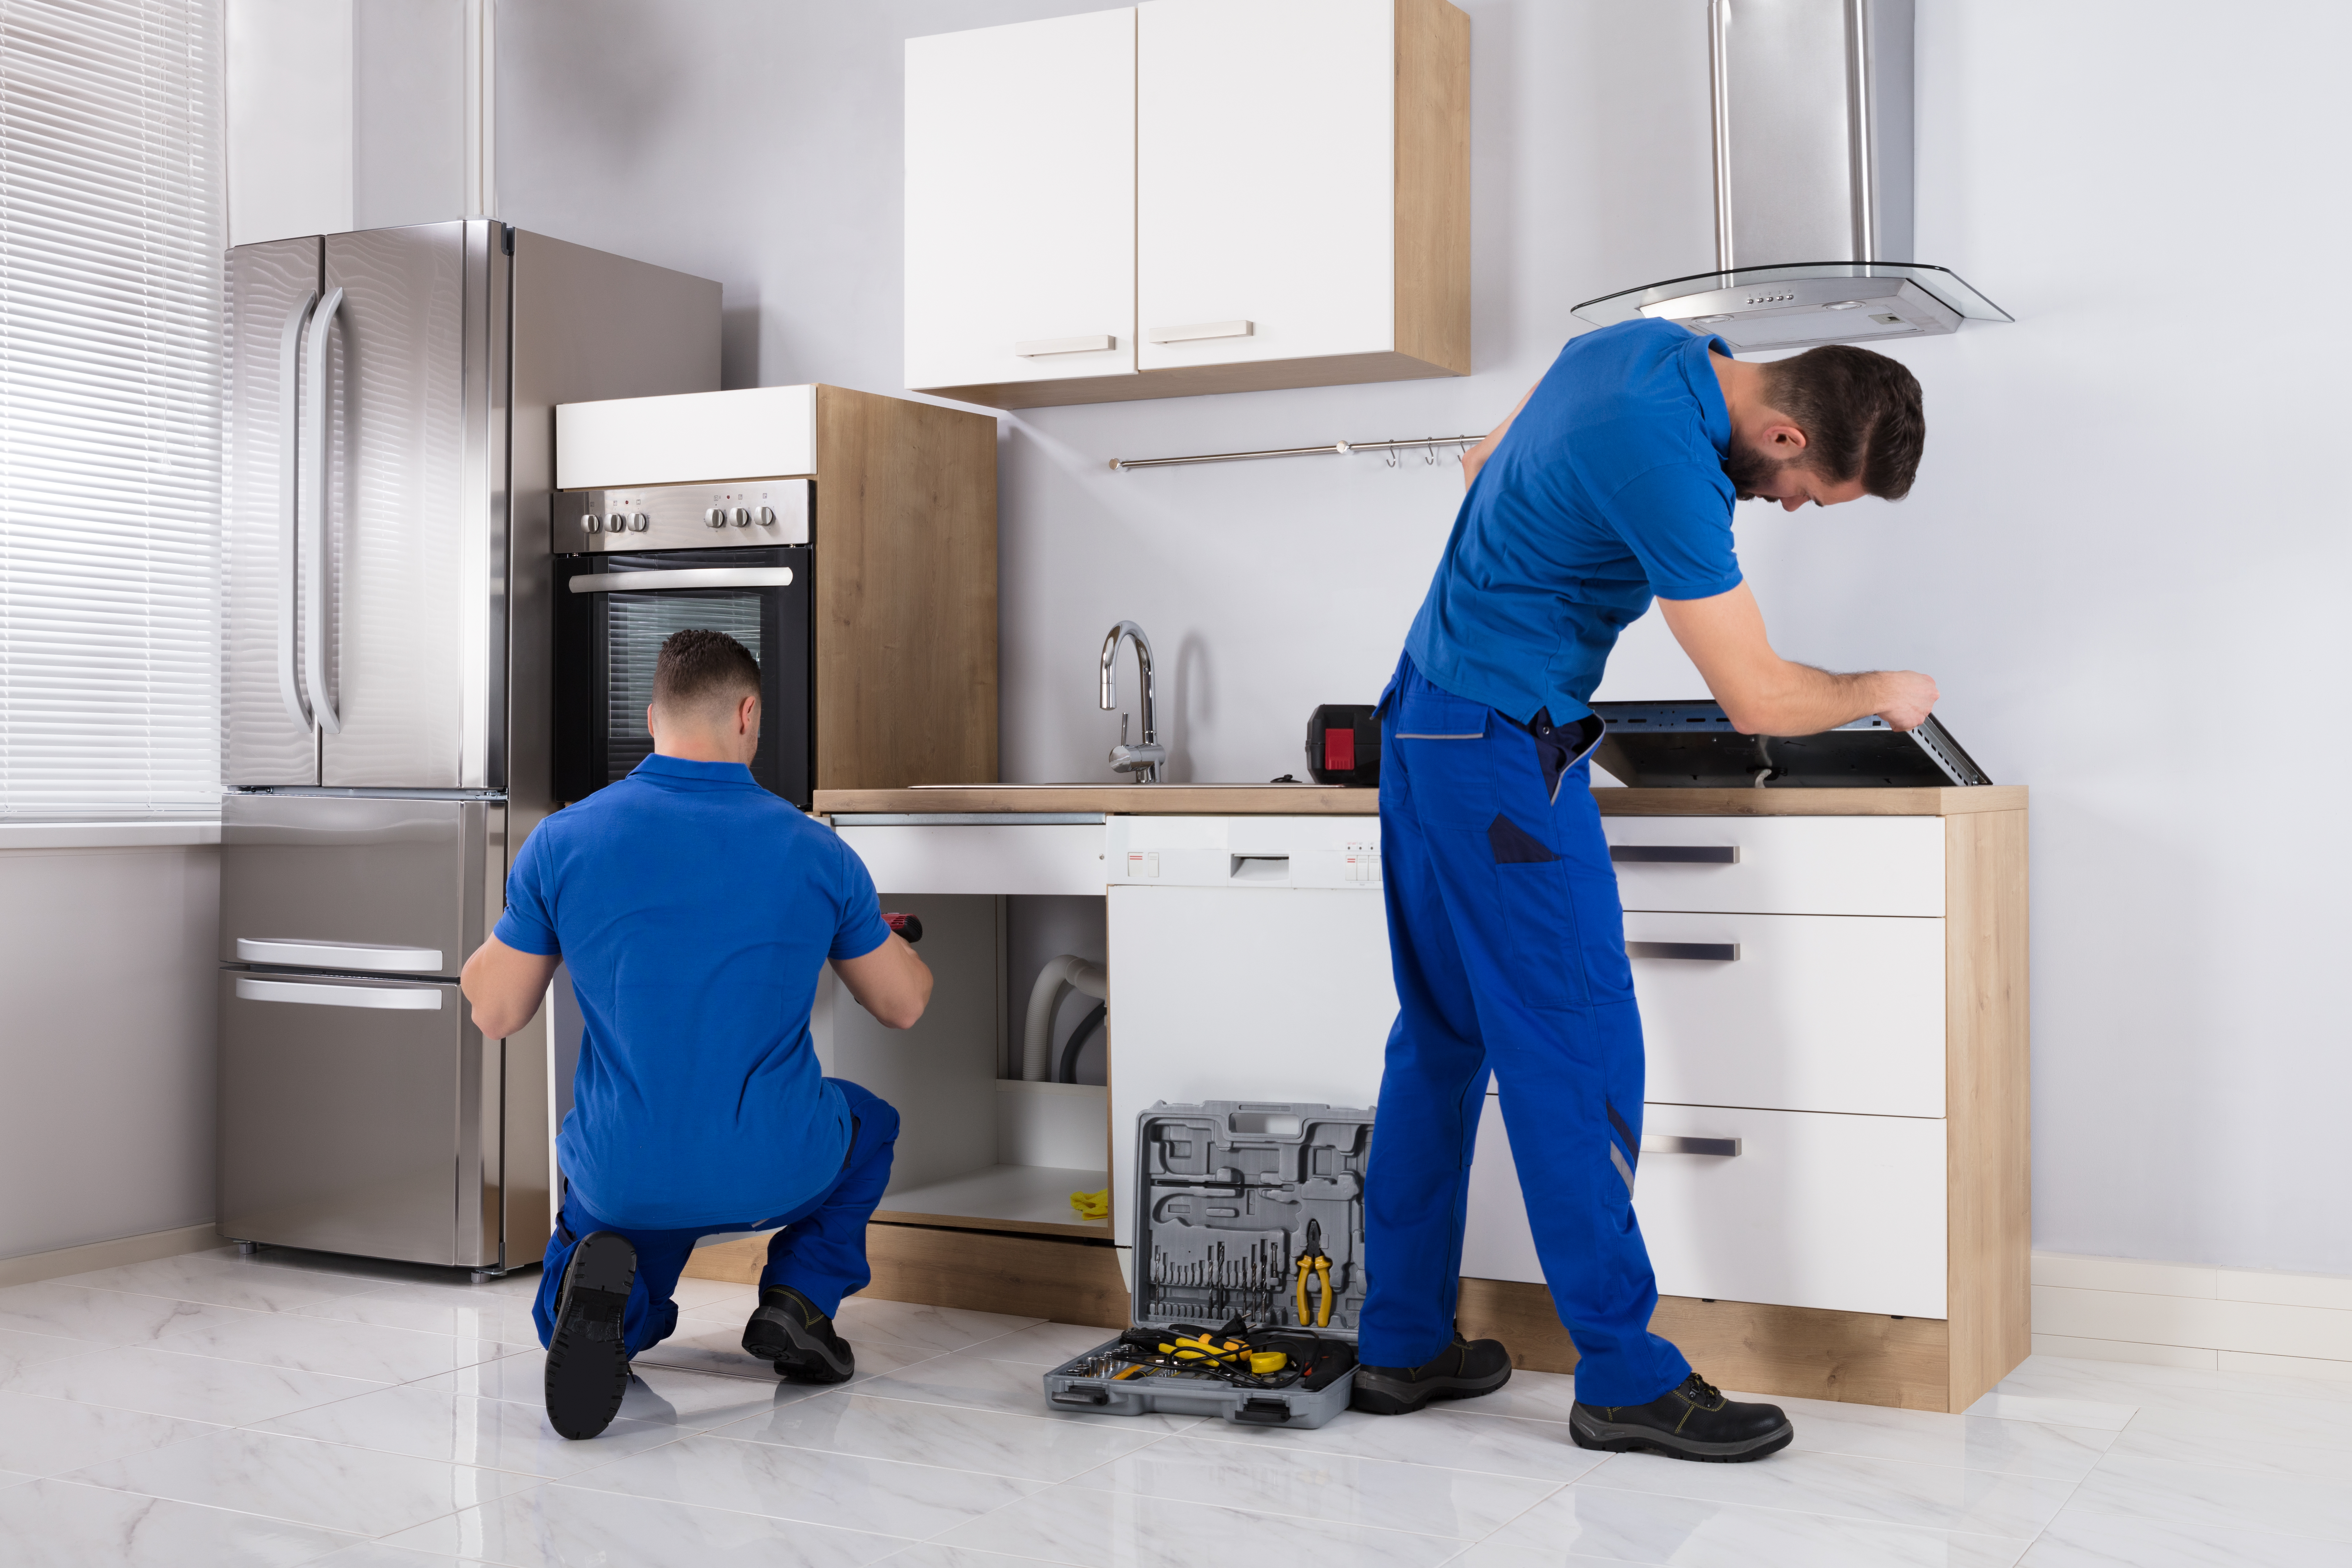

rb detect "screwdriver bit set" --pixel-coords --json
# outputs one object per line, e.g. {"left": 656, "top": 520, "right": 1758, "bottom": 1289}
{"left": 1041, "top": 1100, "right": 1373, "bottom": 1430}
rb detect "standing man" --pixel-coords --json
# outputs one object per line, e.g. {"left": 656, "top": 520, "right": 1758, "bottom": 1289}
{"left": 1348, "top": 318, "right": 1936, "bottom": 1464}
{"left": 461, "top": 629, "right": 932, "bottom": 1441}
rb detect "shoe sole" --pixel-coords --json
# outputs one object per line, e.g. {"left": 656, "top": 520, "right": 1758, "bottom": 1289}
{"left": 742, "top": 1306, "right": 855, "bottom": 1383}
{"left": 543, "top": 1232, "right": 635, "bottom": 1441}
{"left": 1568, "top": 1410, "right": 1794, "bottom": 1463}
{"left": 1348, "top": 1362, "right": 1513, "bottom": 1416}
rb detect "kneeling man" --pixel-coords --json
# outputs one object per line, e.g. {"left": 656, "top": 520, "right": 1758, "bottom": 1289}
{"left": 461, "top": 628, "right": 932, "bottom": 1439}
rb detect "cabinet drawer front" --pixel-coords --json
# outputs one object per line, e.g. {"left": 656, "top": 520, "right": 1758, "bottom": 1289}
{"left": 1626, "top": 911, "right": 1945, "bottom": 1118}
{"left": 1602, "top": 815, "right": 1944, "bottom": 917}
{"left": 1461, "top": 1096, "right": 1946, "bottom": 1319}
{"left": 835, "top": 824, "right": 1105, "bottom": 896}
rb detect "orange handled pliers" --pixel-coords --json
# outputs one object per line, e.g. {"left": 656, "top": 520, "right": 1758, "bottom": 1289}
{"left": 1293, "top": 1218, "right": 1333, "bottom": 1328}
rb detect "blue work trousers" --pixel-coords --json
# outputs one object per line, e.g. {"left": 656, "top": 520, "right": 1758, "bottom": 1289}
{"left": 1359, "top": 654, "right": 1690, "bottom": 1406}
{"left": 533, "top": 1077, "right": 899, "bottom": 1359}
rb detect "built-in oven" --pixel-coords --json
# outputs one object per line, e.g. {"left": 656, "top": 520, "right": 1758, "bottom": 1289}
{"left": 553, "top": 480, "right": 814, "bottom": 806}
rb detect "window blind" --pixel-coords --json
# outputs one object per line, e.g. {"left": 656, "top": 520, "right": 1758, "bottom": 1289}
{"left": 0, "top": 1, "right": 223, "bottom": 817}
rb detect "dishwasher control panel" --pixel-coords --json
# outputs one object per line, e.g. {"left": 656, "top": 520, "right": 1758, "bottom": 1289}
{"left": 1107, "top": 816, "right": 1380, "bottom": 889}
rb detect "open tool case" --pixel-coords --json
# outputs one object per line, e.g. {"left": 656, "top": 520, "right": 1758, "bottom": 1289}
{"left": 1040, "top": 1101, "right": 1373, "bottom": 1429}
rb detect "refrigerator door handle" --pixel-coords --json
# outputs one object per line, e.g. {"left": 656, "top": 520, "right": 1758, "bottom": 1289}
{"left": 235, "top": 937, "right": 445, "bottom": 973}
{"left": 302, "top": 286, "right": 345, "bottom": 735}
{"left": 235, "top": 976, "right": 445, "bottom": 1010}
{"left": 278, "top": 289, "right": 319, "bottom": 732}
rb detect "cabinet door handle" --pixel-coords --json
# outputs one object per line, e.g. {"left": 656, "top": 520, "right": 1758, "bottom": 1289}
{"left": 1014, "top": 335, "right": 1117, "bottom": 357}
{"left": 1642, "top": 1133, "right": 1741, "bottom": 1157}
{"left": 1626, "top": 941, "right": 1740, "bottom": 961}
{"left": 1148, "top": 320, "right": 1254, "bottom": 344}
{"left": 1611, "top": 845, "right": 1739, "bottom": 864}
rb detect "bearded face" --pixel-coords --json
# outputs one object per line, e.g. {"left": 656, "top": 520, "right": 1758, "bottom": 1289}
{"left": 1719, "top": 432, "right": 1803, "bottom": 501}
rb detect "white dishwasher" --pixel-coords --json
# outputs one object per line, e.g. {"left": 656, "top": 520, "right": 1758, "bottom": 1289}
{"left": 1104, "top": 815, "right": 1395, "bottom": 1267}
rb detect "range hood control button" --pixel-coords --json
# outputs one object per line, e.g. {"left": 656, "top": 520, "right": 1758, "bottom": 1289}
{"left": 704, "top": 507, "right": 727, "bottom": 528}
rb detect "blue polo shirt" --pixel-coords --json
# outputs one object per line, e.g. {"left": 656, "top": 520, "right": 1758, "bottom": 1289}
{"left": 495, "top": 754, "right": 891, "bottom": 1230}
{"left": 1404, "top": 319, "right": 1744, "bottom": 724}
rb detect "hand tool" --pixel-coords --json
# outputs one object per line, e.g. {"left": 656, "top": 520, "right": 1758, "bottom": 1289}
{"left": 1294, "top": 1217, "right": 1333, "bottom": 1328}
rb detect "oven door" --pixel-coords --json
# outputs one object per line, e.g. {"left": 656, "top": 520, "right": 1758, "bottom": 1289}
{"left": 555, "top": 545, "right": 813, "bottom": 806}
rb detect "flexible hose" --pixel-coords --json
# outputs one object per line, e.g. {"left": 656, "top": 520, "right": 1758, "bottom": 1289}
{"left": 1021, "top": 954, "right": 1106, "bottom": 1081}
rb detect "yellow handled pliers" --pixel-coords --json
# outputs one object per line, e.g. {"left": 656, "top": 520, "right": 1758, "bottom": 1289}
{"left": 1293, "top": 1218, "right": 1334, "bottom": 1328}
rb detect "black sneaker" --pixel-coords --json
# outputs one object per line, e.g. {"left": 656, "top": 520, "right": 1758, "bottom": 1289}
{"left": 742, "top": 1284, "right": 855, "bottom": 1383}
{"left": 1350, "top": 1330, "right": 1513, "bottom": 1414}
{"left": 543, "top": 1231, "right": 636, "bottom": 1440}
{"left": 1571, "top": 1372, "right": 1793, "bottom": 1462}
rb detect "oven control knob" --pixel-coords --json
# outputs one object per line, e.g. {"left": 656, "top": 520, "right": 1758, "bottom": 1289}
{"left": 757, "top": 506, "right": 777, "bottom": 527}
{"left": 705, "top": 507, "right": 727, "bottom": 528}
{"left": 580, "top": 513, "right": 602, "bottom": 533}
{"left": 732, "top": 507, "right": 753, "bottom": 527}
{"left": 630, "top": 513, "right": 649, "bottom": 532}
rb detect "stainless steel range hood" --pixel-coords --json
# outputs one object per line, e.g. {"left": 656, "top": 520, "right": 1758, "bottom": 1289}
{"left": 1574, "top": 0, "right": 2009, "bottom": 353}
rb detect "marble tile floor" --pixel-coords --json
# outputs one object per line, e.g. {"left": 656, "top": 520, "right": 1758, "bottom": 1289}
{"left": 0, "top": 1246, "right": 2347, "bottom": 1566}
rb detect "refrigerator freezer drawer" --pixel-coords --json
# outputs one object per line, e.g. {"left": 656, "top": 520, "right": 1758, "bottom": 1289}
{"left": 217, "top": 970, "right": 498, "bottom": 1267}
{"left": 220, "top": 795, "right": 500, "bottom": 975}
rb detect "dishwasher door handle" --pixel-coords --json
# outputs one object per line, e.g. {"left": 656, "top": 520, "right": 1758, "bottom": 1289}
{"left": 1626, "top": 941, "right": 1740, "bottom": 961}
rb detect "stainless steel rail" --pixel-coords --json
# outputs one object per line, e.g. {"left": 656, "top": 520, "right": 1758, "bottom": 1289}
{"left": 1108, "top": 435, "right": 1486, "bottom": 473}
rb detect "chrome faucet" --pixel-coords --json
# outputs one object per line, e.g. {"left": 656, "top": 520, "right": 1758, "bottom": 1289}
{"left": 1098, "top": 620, "right": 1166, "bottom": 784}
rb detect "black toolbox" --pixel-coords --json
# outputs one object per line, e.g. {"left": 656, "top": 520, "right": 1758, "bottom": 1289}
{"left": 1040, "top": 1100, "right": 1373, "bottom": 1429}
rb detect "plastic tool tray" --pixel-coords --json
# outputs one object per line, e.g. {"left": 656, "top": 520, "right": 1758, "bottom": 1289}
{"left": 1041, "top": 1100, "right": 1372, "bottom": 1429}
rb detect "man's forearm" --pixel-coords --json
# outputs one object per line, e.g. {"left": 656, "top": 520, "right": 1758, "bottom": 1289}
{"left": 1719, "top": 662, "right": 1896, "bottom": 737}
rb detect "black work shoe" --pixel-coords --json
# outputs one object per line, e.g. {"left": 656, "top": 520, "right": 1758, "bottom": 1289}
{"left": 543, "top": 1231, "right": 636, "bottom": 1440}
{"left": 1350, "top": 1330, "right": 1513, "bottom": 1414}
{"left": 742, "top": 1284, "right": 855, "bottom": 1383}
{"left": 1571, "top": 1372, "right": 1793, "bottom": 1462}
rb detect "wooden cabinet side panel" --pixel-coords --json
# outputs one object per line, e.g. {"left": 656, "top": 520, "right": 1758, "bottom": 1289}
{"left": 811, "top": 387, "right": 998, "bottom": 791}
{"left": 1945, "top": 808, "right": 2031, "bottom": 1410}
{"left": 1394, "top": 0, "right": 1470, "bottom": 375}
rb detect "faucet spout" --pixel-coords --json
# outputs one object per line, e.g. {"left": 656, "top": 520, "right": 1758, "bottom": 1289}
{"left": 1098, "top": 620, "right": 1165, "bottom": 784}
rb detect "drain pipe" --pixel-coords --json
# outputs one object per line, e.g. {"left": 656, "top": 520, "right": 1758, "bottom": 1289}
{"left": 1022, "top": 955, "right": 1106, "bottom": 1081}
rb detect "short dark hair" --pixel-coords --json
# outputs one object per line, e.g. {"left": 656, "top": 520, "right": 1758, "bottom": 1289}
{"left": 652, "top": 628, "right": 760, "bottom": 714}
{"left": 1758, "top": 344, "right": 1926, "bottom": 500}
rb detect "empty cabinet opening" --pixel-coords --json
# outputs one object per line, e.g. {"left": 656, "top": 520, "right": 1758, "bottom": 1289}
{"left": 814, "top": 892, "right": 1110, "bottom": 1236}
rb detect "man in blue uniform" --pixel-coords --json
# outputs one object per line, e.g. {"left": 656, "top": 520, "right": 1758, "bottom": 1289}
{"left": 1348, "top": 320, "right": 1938, "bottom": 1464}
{"left": 461, "top": 628, "right": 932, "bottom": 1440}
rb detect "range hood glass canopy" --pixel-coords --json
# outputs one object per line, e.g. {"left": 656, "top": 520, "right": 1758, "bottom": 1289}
{"left": 1574, "top": 0, "right": 2009, "bottom": 353}
{"left": 1574, "top": 262, "right": 2009, "bottom": 355}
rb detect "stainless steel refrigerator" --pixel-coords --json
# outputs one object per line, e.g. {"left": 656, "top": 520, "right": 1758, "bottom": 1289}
{"left": 217, "top": 220, "right": 719, "bottom": 1276}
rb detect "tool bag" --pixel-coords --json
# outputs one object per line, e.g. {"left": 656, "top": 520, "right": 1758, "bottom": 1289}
{"left": 1040, "top": 1100, "right": 1372, "bottom": 1429}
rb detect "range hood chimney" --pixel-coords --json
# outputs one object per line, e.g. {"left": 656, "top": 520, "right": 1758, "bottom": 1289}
{"left": 1573, "top": 0, "right": 2009, "bottom": 353}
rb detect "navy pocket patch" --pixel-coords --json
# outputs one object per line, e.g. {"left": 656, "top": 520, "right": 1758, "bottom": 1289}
{"left": 1488, "top": 814, "right": 1559, "bottom": 864}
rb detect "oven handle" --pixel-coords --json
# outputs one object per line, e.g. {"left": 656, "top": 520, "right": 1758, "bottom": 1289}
{"left": 567, "top": 567, "right": 796, "bottom": 593}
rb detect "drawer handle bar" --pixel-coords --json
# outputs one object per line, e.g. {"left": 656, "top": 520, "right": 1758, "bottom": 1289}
{"left": 237, "top": 937, "right": 443, "bottom": 972}
{"left": 236, "top": 977, "right": 445, "bottom": 1011}
{"left": 1626, "top": 941, "right": 1740, "bottom": 961}
{"left": 1642, "top": 1133, "right": 1742, "bottom": 1157}
{"left": 1015, "top": 335, "right": 1117, "bottom": 357}
{"left": 1611, "top": 845, "right": 1739, "bottom": 864}
{"left": 1148, "top": 319, "right": 1254, "bottom": 344}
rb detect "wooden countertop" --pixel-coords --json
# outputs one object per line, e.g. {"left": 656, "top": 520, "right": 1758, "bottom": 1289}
{"left": 815, "top": 783, "right": 2026, "bottom": 817}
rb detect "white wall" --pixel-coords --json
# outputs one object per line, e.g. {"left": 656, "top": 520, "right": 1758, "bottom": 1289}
{"left": 494, "top": 0, "right": 2352, "bottom": 1278}
{"left": 0, "top": 849, "right": 220, "bottom": 1260}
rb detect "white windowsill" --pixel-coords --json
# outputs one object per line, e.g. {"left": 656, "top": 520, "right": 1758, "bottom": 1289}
{"left": 0, "top": 821, "right": 222, "bottom": 850}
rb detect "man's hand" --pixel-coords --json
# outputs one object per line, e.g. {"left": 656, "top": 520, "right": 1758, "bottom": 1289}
{"left": 832, "top": 932, "right": 932, "bottom": 1030}
{"left": 460, "top": 935, "right": 560, "bottom": 1039}
{"left": 1658, "top": 584, "right": 1939, "bottom": 734}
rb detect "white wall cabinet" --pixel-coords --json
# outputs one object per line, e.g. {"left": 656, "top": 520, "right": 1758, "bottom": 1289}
{"left": 903, "top": 9, "right": 1138, "bottom": 398}
{"left": 904, "top": 0, "right": 1468, "bottom": 409}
